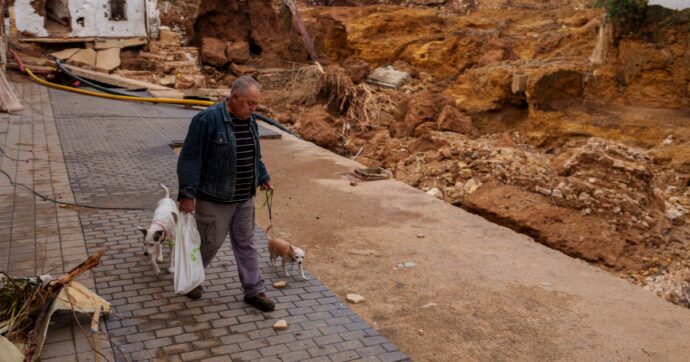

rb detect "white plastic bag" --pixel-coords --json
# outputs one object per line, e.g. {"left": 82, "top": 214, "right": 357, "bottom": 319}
{"left": 174, "top": 212, "right": 205, "bottom": 294}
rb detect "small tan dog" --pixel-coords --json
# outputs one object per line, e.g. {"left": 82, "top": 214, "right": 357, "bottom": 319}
{"left": 266, "top": 225, "right": 306, "bottom": 280}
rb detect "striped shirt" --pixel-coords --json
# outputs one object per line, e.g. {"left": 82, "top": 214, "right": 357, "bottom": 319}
{"left": 229, "top": 116, "right": 256, "bottom": 203}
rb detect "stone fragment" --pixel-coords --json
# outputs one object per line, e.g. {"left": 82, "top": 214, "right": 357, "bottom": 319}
{"left": 427, "top": 188, "right": 443, "bottom": 199}
{"left": 346, "top": 293, "right": 365, "bottom": 304}
{"left": 226, "top": 41, "right": 251, "bottom": 64}
{"left": 201, "top": 37, "right": 228, "bottom": 68}
{"left": 273, "top": 319, "right": 288, "bottom": 330}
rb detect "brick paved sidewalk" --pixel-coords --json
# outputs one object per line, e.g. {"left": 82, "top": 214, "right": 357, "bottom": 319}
{"left": 0, "top": 82, "right": 114, "bottom": 361}
{"left": 34, "top": 84, "right": 408, "bottom": 361}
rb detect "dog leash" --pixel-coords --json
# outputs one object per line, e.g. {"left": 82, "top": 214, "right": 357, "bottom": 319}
{"left": 263, "top": 189, "right": 274, "bottom": 238}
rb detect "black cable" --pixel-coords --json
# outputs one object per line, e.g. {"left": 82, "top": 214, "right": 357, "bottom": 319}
{"left": 0, "top": 169, "right": 149, "bottom": 211}
{"left": 55, "top": 59, "right": 143, "bottom": 97}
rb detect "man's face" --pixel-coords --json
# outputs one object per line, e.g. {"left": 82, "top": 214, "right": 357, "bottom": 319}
{"left": 229, "top": 85, "right": 260, "bottom": 120}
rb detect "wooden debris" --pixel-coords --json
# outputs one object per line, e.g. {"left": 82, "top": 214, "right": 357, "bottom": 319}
{"left": 94, "top": 37, "right": 147, "bottom": 50}
{"left": 51, "top": 48, "right": 81, "bottom": 60}
{"left": 95, "top": 48, "right": 121, "bottom": 73}
{"left": 63, "top": 64, "right": 170, "bottom": 91}
{"left": 69, "top": 49, "right": 97, "bottom": 67}
{"left": 0, "top": 70, "right": 23, "bottom": 113}
{"left": 0, "top": 336, "right": 23, "bottom": 361}
{"left": 148, "top": 89, "right": 186, "bottom": 99}
{"left": 19, "top": 37, "right": 96, "bottom": 44}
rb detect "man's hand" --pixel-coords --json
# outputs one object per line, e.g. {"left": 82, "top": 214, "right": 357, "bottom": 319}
{"left": 259, "top": 180, "right": 273, "bottom": 191}
{"left": 179, "top": 198, "right": 195, "bottom": 213}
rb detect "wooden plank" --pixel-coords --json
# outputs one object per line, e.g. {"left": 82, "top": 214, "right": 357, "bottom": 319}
{"left": 0, "top": 70, "right": 23, "bottom": 113}
{"left": 148, "top": 88, "right": 186, "bottom": 99}
{"left": 94, "top": 37, "right": 147, "bottom": 49}
{"left": 63, "top": 64, "right": 170, "bottom": 91}
{"left": 19, "top": 37, "right": 96, "bottom": 43}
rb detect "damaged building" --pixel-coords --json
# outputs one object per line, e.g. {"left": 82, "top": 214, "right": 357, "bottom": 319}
{"left": 13, "top": 0, "right": 159, "bottom": 38}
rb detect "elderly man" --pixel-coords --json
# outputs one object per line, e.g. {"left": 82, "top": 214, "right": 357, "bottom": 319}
{"left": 177, "top": 76, "right": 274, "bottom": 311}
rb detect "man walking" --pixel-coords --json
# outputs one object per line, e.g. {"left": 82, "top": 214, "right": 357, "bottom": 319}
{"left": 177, "top": 76, "right": 274, "bottom": 312}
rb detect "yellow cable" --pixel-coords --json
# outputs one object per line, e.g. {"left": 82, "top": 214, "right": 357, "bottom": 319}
{"left": 24, "top": 67, "right": 215, "bottom": 107}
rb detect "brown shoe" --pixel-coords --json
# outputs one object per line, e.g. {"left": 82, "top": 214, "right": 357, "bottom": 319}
{"left": 186, "top": 286, "right": 203, "bottom": 300}
{"left": 243, "top": 292, "right": 275, "bottom": 312}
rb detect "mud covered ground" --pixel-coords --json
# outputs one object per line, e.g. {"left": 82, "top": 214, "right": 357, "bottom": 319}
{"left": 147, "top": 0, "right": 690, "bottom": 307}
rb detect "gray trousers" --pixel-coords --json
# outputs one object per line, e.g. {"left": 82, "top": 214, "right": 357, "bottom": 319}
{"left": 195, "top": 197, "right": 265, "bottom": 298}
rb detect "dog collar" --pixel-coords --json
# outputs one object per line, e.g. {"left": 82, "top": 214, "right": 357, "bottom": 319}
{"left": 152, "top": 221, "right": 170, "bottom": 236}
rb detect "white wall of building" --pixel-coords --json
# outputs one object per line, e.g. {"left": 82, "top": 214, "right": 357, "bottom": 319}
{"left": 649, "top": 0, "right": 690, "bottom": 10}
{"left": 14, "top": 0, "right": 159, "bottom": 38}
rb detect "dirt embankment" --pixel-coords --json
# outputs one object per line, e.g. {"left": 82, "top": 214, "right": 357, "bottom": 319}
{"left": 147, "top": 1, "right": 690, "bottom": 307}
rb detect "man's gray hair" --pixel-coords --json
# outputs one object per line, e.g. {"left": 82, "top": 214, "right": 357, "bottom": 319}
{"left": 230, "top": 76, "right": 261, "bottom": 97}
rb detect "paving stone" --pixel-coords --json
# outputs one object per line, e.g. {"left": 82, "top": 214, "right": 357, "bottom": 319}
{"left": 13, "top": 84, "right": 410, "bottom": 361}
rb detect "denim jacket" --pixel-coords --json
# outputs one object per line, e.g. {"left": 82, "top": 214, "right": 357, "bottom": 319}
{"left": 177, "top": 102, "right": 270, "bottom": 202}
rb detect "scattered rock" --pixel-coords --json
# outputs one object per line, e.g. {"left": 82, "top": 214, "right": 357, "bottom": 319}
{"left": 273, "top": 281, "right": 287, "bottom": 289}
{"left": 426, "top": 188, "right": 443, "bottom": 199}
{"left": 346, "top": 293, "right": 366, "bottom": 304}
{"left": 230, "top": 63, "right": 258, "bottom": 76}
{"left": 398, "top": 262, "right": 417, "bottom": 269}
{"left": 416, "top": 233, "right": 425, "bottom": 238}
{"left": 437, "top": 105, "right": 476, "bottom": 136}
{"left": 200, "top": 37, "right": 228, "bottom": 68}
{"left": 417, "top": 329, "right": 425, "bottom": 336}
{"left": 273, "top": 319, "right": 289, "bottom": 330}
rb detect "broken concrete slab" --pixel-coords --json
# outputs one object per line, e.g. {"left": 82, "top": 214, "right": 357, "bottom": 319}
{"left": 68, "top": 48, "right": 97, "bottom": 67}
{"left": 366, "top": 65, "right": 410, "bottom": 89}
{"left": 96, "top": 48, "right": 121, "bottom": 73}
{"left": 51, "top": 48, "right": 81, "bottom": 60}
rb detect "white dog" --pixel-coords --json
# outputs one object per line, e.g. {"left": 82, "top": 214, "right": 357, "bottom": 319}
{"left": 137, "top": 184, "right": 178, "bottom": 275}
{"left": 266, "top": 225, "right": 306, "bottom": 280}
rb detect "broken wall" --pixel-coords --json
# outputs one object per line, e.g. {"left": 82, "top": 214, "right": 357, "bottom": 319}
{"left": 14, "top": 0, "right": 159, "bottom": 38}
